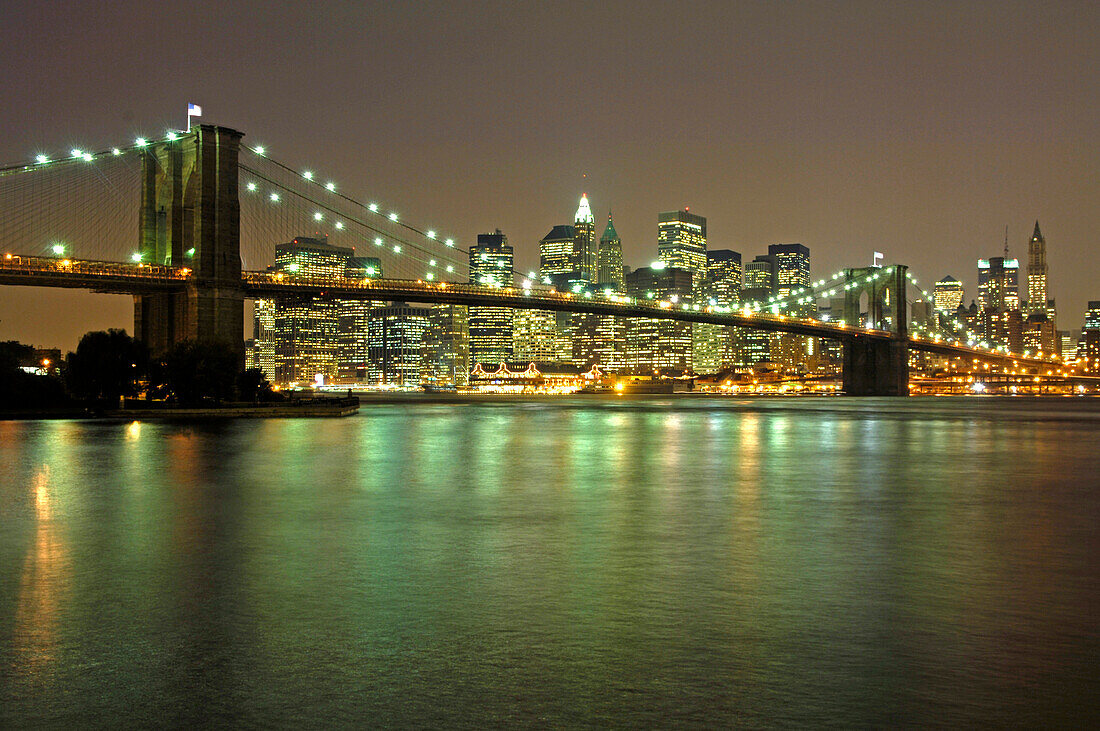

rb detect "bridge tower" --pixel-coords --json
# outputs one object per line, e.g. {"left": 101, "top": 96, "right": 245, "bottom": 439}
{"left": 133, "top": 125, "right": 244, "bottom": 362}
{"left": 841, "top": 265, "right": 909, "bottom": 396}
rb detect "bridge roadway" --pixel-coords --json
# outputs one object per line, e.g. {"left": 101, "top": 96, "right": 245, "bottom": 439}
{"left": 0, "top": 254, "right": 1060, "bottom": 370}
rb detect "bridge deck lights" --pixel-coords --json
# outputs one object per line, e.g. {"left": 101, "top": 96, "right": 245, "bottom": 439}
{"left": 35, "top": 154, "right": 48, "bottom": 164}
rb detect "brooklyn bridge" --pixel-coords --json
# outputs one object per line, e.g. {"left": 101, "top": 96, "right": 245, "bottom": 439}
{"left": 0, "top": 125, "right": 1058, "bottom": 395}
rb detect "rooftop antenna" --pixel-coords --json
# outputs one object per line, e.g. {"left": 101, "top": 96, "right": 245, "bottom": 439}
{"left": 1003, "top": 224, "right": 1009, "bottom": 259}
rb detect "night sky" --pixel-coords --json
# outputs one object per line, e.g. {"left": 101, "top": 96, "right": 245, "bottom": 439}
{"left": 2, "top": 0, "right": 1097, "bottom": 350}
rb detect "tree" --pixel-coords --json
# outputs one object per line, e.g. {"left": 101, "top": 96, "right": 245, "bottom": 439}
{"left": 162, "top": 340, "right": 238, "bottom": 405}
{"left": 65, "top": 329, "right": 147, "bottom": 402}
{"left": 237, "top": 367, "right": 273, "bottom": 402}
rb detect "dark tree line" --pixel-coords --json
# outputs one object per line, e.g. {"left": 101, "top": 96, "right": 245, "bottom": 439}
{"left": 1, "top": 330, "right": 274, "bottom": 410}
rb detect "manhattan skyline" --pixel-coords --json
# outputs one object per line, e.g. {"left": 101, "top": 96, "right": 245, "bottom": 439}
{"left": 1, "top": 0, "right": 1098, "bottom": 349}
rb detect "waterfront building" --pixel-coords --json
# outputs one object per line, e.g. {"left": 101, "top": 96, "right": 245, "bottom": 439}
{"left": 658, "top": 210, "right": 708, "bottom": 289}
{"left": 934, "top": 276, "right": 964, "bottom": 313}
{"left": 738, "top": 255, "right": 778, "bottom": 367}
{"left": 336, "top": 256, "right": 383, "bottom": 382}
{"left": 767, "top": 243, "right": 811, "bottom": 370}
{"left": 1022, "top": 313, "right": 1059, "bottom": 358}
{"left": 1059, "top": 331, "right": 1078, "bottom": 361}
{"left": 624, "top": 265, "right": 693, "bottom": 373}
{"left": 513, "top": 309, "right": 559, "bottom": 362}
{"left": 422, "top": 304, "right": 470, "bottom": 388}
{"left": 573, "top": 195, "right": 597, "bottom": 284}
{"left": 367, "top": 302, "right": 429, "bottom": 387}
{"left": 469, "top": 230, "right": 514, "bottom": 365}
{"left": 251, "top": 298, "right": 277, "bottom": 381}
{"left": 272, "top": 237, "right": 353, "bottom": 385}
{"left": 597, "top": 212, "right": 624, "bottom": 291}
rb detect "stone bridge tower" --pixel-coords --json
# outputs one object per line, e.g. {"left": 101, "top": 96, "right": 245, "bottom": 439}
{"left": 841, "top": 265, "right": 909, "bottom": 396}
{"left": 133, "top": 125, "right": 244, "bottom": 362}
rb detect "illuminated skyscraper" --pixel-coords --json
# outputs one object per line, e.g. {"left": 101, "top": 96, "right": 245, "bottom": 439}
{"left": 705, "top": 250, "right": 742, "bottom": 307}
{"left": 658, "top": 210, "right": 707, "bottom": 289}
{"left": 1026, "top": 221, "right": 1049, "bottom": 316}
{"left": 422, "top": 304, "right": 470, "bottom": 387}
{"left": 624, "top": 265, "right": 693, "bottom": 373}
{"left": 367, "top": 303, "right": 429, "bottom": 387}
{"left": 767, "top": 243, "right": 810, "bottom": 298}
{"left": 469, "top": 230, "right": 514, "bottom": 365}
{"left": 573, "top": 194, "right": 597, "bottom": 284}
{"left": 738, "top": 255, "right": 777, "bottom": 367}
{"left": 978, "top": 256, "right": 1020, "bottom": 313}
{"left": 336, "top": 256, "right": 383, "bottom": 382}
{"left": 691, "top": 250, "right": 743, "bottom": 374}
{"left": 251, "top": 298, "right": 277, "bottom": 380}
{"left": 597, "top": 212, "right": 624, "bottom": 291}
{"left": 977, "top": 255, "right": 1021, "bottom": 348}
{"left": 539, "top": 224, "right": 576, "bottom": 279}
{"left": 513, "top": 309, "right": 558, "bottom": 362}
{"left": 272, "top": 237, "right": 353, "bottom": 385}
{"left": 934, "top": 275, "right": 964, "bottom": 312}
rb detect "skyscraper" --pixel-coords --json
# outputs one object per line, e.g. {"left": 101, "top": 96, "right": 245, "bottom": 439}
{"left": 704, "top": 249, "right": 742, "bottom": 307}
{"left": 934, "top": 276, "right": 964, "bottom": 312}
{"left": 469, "top": 230, "right": 514, "bottom": 365}
{"left": 597, "top": 212, "right": 624, "bottom": 291}
{"left": 1026, "top": 221, "right": 1049, "bottom": 316}
{"left": 624, "top": 265, "right": 694, "bottom": 373}
{"left": 977, "top": 255, "right": 1021, "bottom": 348}
{"left": 422, "top": 304, "right": 470, "bottom": 388}
{"left": 692, "top": 250, "right": 742, "bottom": 374}
{"left": 573, "top": 194, "right": 597, "bottom": 284}
{"left": 367, "top": 303, "right": 429, "bottom": 387}
{"left": 540, "top": 224, "right": 576, "bottom": 279}
{"left": 272, "top": 236, "right": 353, "bottom": 385}
{"left": 978, "top": 256, "right": 1020, "bottom": 313}
{"left": 767, "top": 243, "right": 810, "bottom": 299}
{"left": 658, "top": 210, "right": 708, "bottom": 289}
{"left": 513, "top": 309, "right": 558, "bottom": 362}
{"left": 336, "top": 256, "right": 383, "bottom": 382}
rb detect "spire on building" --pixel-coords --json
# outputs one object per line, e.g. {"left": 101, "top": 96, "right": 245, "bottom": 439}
{"left": 600, "top": 211, "right": 619, "bottom": 241}
{"left": 1032, "top": 220, "right": 1044, "bottom": 242}
{"left": 1004, "top": 224, "right": 1009, "bottom": 259}
{"left": 574, "top": 194, "right": 594, "bottom": 225}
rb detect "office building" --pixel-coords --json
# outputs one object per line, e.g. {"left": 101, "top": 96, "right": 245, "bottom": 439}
{"left": 574, "top": 194, "right": 597, "bottom": 284}
{"left": 336, "top": 256, "right": 383, "bottom": 382}
{"left": 271, "top": 237, "right": 354, "bottom": 385}
{"left": 658, "top": 210, "right": 708, "bottom": 289}
{"left": 514, "top": 309, "right": 559, "bottom": 362}
{"left": 1026, "top": 221, "right": 1049, "bottom": 316}
{"left": 934, "top": 276, "right": 964, "bottom": 313}
{"left": 539, "top": 224, "right": 576, "bottom": 279}
{"left": 597, "top": 212, "right": 625, "bottom": 291}
{"left": 422, "top": 304, "right": 470, "bottom": 388}
{"left": 469, "top": 230, "right": 514, "bottom": 364}
{"left": 768, "top": 243, "right": 810, "bottom": 299}
{"left": 624, "top": 265, "right": 693, "bottom": 373}
{"left": 367, "top": 303, "right": 429, "bottom": 387}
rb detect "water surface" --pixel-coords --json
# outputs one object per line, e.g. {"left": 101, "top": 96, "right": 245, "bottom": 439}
{"left": 2, "top": 397, "right": 1098, "bottom": 726}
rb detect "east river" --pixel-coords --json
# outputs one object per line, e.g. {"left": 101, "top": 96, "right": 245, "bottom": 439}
{"left": 2, "top": 397, "right": 1098, "bottom": 726}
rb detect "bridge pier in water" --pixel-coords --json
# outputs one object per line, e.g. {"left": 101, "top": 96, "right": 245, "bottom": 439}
{"left": 133, "top": 125, "right": 245, "bottom": 362}
{"left": 840, "top": 265, "right": 909, "bottom": 396}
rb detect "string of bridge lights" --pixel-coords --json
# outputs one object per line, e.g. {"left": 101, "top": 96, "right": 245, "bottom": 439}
{"left": 240, "top": 144, "right": 471, "bottom": 282}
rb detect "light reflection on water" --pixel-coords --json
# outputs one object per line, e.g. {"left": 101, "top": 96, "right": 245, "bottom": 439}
{"left": 1, "top": 397, "right": 1098, "bottom": 726}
